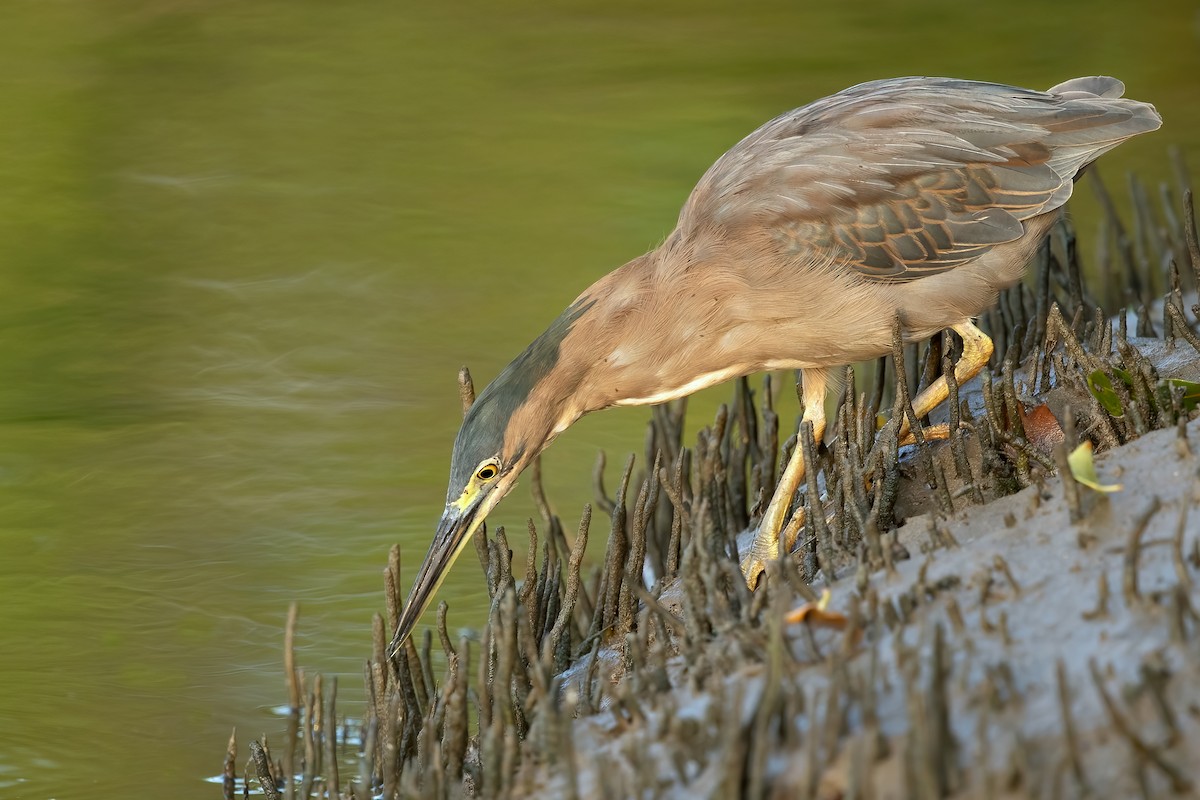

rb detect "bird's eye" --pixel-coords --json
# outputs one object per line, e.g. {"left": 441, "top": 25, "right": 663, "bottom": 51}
{"left": 475, "top": 464, "right": 499, "bottom": 482}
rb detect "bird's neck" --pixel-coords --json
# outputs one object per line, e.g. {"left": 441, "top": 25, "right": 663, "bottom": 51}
{"left": 555, "top": 245, "right": 715, "bottom": 412}
{"left": 501, "top": 237, "right": 747, "bottom": 461}
{"left": 496, "top": 250, "right": 657, "bottom": 442}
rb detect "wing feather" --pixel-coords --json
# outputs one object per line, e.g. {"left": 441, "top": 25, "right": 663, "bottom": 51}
{"left": 678, "top": 77, "right": 1161, "bottom": 282}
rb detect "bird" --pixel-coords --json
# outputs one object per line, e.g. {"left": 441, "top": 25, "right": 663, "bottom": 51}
{"left": 390, "top": 76, "right": 1160, "bottom": 651}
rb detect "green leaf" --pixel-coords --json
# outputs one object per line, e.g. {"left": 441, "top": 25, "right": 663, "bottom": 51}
{"left": 1165, "top": 378, "right": 1200, "bottom": 412}
{"left": 1086, "top": 370, "right": 1124, "bottom": 417}
{"left": 1067, "top": 441, "right": 1123, "bottom": 493}
{"left": 1111, "top": 366, "right": 1135, "bottom": 386}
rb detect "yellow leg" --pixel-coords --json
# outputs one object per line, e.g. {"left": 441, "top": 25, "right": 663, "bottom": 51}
{"left": 741, "top": 368, "right": 827, "bottom": 588}
{"left": 741, "top": 323, "right": 991, "bottom": 588}
{"left": 898, "top": 321, "right": 993, "bottom": 446}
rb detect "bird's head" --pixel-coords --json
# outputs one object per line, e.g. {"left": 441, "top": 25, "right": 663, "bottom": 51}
{"left": 389, "top": 301, "right": 594, "bottom": 653}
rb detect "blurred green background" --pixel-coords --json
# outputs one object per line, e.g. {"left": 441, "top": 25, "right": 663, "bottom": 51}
{"left": 0, "top": 0, "right": 1195, "bottom": 796}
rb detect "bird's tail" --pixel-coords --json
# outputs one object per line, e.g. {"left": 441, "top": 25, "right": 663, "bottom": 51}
{"left": 1042, "top": 75, "right": 1162, "bottom": 182}
{"left": 1047, "top": 75, "right": 1128, "bottom": 99}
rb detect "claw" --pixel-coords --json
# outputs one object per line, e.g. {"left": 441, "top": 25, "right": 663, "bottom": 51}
{"left": 740, "top": 539, "right": 777, "bottom": 589}
{"left": 741, "top": 506, "right": 805, "bottom": 589}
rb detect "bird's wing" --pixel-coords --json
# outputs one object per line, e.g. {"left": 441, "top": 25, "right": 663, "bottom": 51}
{"left": 678, "top": 77, "right": 1160, "bottom": 282}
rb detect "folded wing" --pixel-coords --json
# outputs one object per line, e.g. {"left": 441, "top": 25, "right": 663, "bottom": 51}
{"left": 679, "top": 76, "right": 1161, "bottom": 282}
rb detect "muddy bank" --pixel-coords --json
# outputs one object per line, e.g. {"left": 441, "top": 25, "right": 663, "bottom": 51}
{"left": 553, "top": 415, "right": 1200, "bottom": 799}
{"left": 225, "top": 164, "right": 1200, "bottom": 799}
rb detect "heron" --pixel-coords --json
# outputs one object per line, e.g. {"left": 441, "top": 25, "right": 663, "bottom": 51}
{"left": 391, "top": 76, "right": 1160, "bottom": 650}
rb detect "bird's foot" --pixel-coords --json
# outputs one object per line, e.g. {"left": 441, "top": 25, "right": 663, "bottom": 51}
{"left": 740, "top": 539, "right": 777, "bottom": 591}
{"left": 898, "top": 423, "right": 951, "bottom": 447}
{"left": 740, "top": 507, "right": 806, "bottom": 589}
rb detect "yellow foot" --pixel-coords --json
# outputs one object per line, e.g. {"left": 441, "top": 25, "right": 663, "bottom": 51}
{"left": 740, "top": 507, "right": 805, "bottom": 589}
{"left": 740, "top": 537, "right": 777, "bottom": 591}
{"left": 899, "top": 423, "right": 950, "bottom": 447}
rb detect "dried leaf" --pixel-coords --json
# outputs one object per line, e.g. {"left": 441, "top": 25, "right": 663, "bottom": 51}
{"left": 1067, "top": 441, "right": 1123, "bottom": 493}
{"left": 784, "top": 589, "right": 847, "bottom": 629}
{"left": 1018, "top": 403, "right": 1065, "bottom": 453}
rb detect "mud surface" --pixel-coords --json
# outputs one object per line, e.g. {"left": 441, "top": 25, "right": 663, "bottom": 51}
{"left": 557, "top": 416, "right": 1200, "bottom": 799}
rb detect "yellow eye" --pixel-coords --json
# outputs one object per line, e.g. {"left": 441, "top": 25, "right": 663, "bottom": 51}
{"left": 475, "top": 464, "right": 498, "bottom": 482}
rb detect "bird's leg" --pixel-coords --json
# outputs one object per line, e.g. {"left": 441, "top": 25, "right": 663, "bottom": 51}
{"left": 741, "top": 368, "right": 827, "bottom": 589}
{"left": 898, "top": 321, "right": 993, "bottom": 445}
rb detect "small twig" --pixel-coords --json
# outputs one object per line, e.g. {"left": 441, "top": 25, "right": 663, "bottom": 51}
{"left": 326, "top": 676, "right": 340, "bottom": 797}
{"left": 1183, "top": 190, "right": 1200, "bottom": 293}
{"left": 1163, "top": 302, "right": 1200, "bottom": 356}
{"left": 1082, "top": 572, "right": 1110, "bottom": 621}
{"left": 1055, "top": 661, "right": 1089, "bottom": 793}
{"left": 631, "top": 583, "right": 687, "bottom": 636}
{"left": 1053, "top": 441, "right": 1084, "bottom": 525}
{"left": 250, "top": 740, "right": 283, "bottom": 800}
{"left": 592, "top": 451, "right": 616, "bottom": 516}
{"left": 437, "top": 601, "right": 456, "bottom": 660}
{"left": 284, "top": 602, "right": 300, "bottom": 710}
{"left": 992, "top": 554, "right": 1021, "bottom": 596}
{"left": 223, "top": 729, "right": 237, "bottom": 800}
{"left": 458, "top": 366, "right": 476, "bottom": 415}
{"left": 547, "top": 504, "right": 591, "bottom": 669}
{"left": 1173, "top": 503, "right": 1194, "bottom": 593}
{"left": 1123, "top": 497, "right": 1162, "bottom": 606}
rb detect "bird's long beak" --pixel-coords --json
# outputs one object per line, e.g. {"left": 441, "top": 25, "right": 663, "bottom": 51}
{"left": 388, "top": 501, "right": 485, "bottom": 656}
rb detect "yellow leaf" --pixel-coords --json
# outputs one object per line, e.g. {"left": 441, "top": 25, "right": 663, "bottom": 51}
{"left": 1067, "top": 441, "right": 1123, "bottom": 493}
{"left": 784, "top": 589, "right": 847, "bottom": 629}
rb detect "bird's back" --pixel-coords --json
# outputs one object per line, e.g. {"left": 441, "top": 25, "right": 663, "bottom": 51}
{"left": 676, "top": 76, "right": 1161, "bottom": 284}
{"left": 570, "top": 77, "right": 1162, "bottom": 385}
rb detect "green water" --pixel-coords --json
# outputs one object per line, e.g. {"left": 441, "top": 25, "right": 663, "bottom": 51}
{"left": 0, "top": 0, "right": 1195, "bottom": 796}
